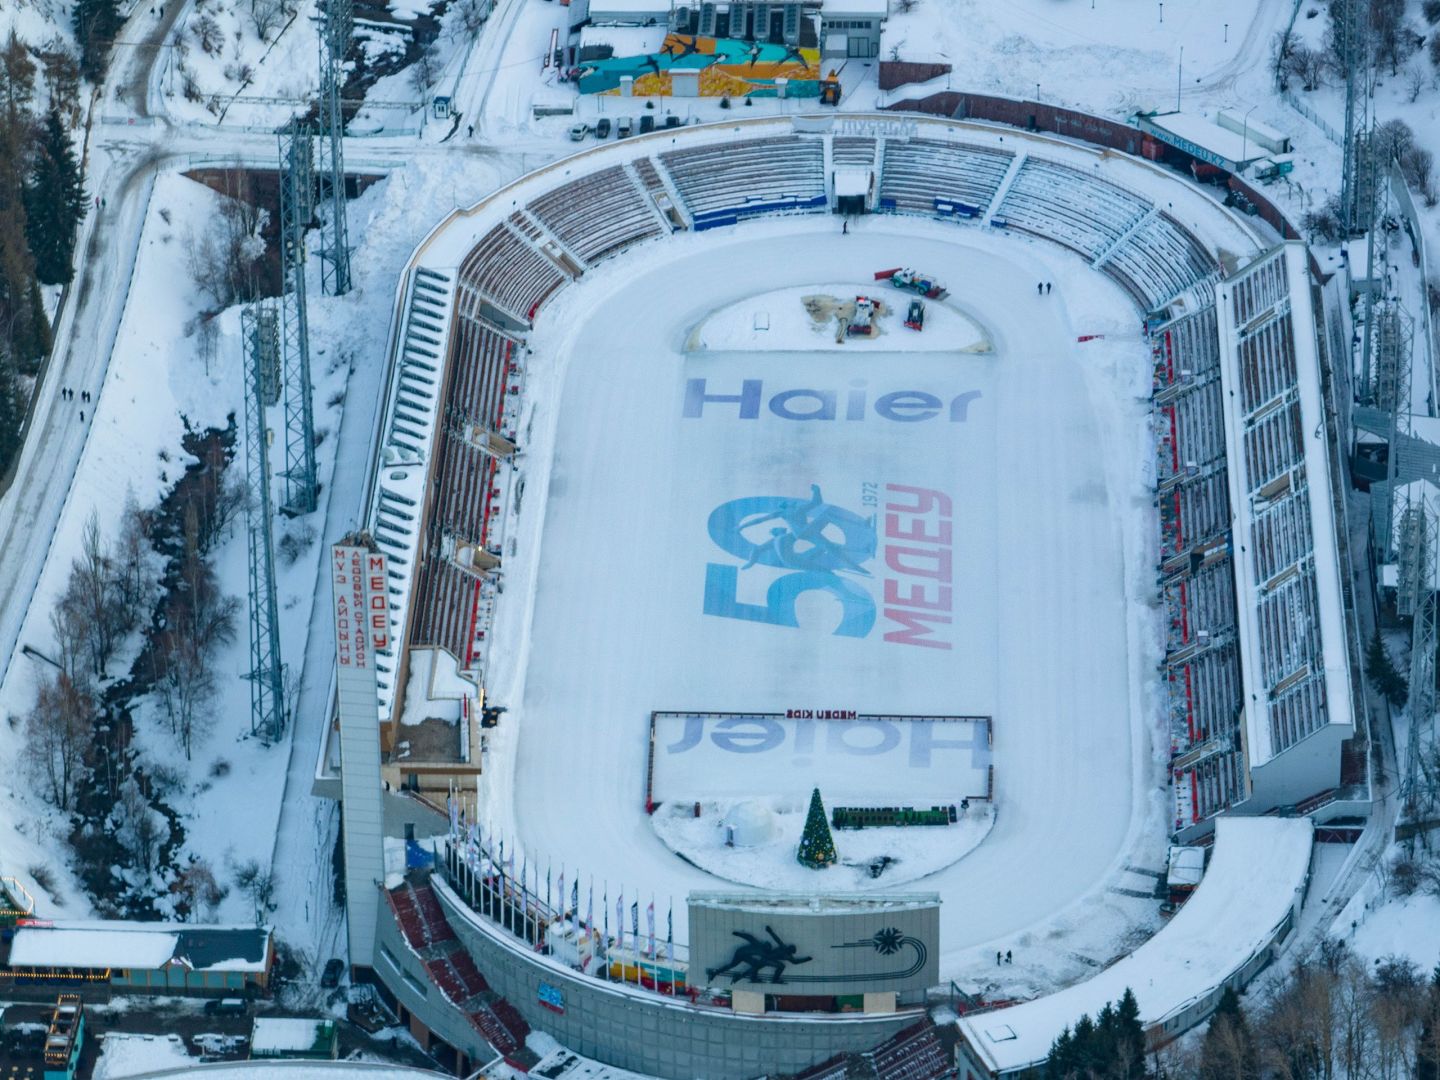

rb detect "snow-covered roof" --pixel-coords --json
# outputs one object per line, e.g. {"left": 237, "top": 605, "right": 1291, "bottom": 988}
{"left": 1140, "top": 111, "right": 1269, "bottom": 170}
{"left": 1166, "top": 845, "right": 1205, "bottom": 889}
{"left": 250, "top": 1018, "right": 336, "bottom": 1056}
{"left": 8, "top": 921, "right": 272, "bottom": 973}
{"left": 821, "top": 0, "right": 889, "bottom": 16}
{"left": 588, "top": 0, "right": 672, "bottom": 17}
{"left": 578, "top": 25, "right": 667, "bottom": 56}
{"left": 956, "top": 818, "right": 1312, "bottom": 1074}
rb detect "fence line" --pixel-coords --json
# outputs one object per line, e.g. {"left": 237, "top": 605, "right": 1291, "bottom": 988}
{"left": 1281, "top": 89, "right": 1343, "bottom": 147}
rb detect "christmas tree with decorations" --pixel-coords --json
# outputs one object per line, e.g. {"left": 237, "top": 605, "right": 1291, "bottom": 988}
{"left": 796, "top": 787, "right": 838, "bottom": 869}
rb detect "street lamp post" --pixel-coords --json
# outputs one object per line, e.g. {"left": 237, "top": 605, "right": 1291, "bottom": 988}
{"left": 1241, "top": 103, "right": 1258, "bottom": 165}
{"left": 1176, "top": 46, "right": 1183, "bottom": 111}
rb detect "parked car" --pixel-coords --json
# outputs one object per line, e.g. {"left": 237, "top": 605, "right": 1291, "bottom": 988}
{"left": 321, "top": 958, "right": 345, "bottom": 988}
{"left": 594, "top": 117, "right": 612, "bottom": 138}
{"left": 204, "top": 998, "right": 248, "bottom": 1017}
{"left": 567, "top": 122, "right": 589, "bottom": 141}
{"left": 639, "top": 113, "right": 656, "bottom": 134}
{"left": 616, "top": 116, "right": 634, "bottom": 138}
{"left": 663, "top": 114, "right": 681, "bottom": 129}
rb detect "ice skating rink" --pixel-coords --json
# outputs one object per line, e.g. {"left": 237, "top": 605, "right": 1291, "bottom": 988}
{"left": 500, "top": 218, "right": 1162, "bottom": 980}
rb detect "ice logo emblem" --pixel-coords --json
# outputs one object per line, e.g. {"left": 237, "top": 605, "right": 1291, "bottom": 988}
{"left": 703, "top": 484, "right": 878, "bottom": 637}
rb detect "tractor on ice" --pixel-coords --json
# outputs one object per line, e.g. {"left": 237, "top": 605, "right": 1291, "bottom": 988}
{"left": 905, "top": 299, "right": 925, "bottom": 331}
{"left": 846, "top": 297, "right": 877, "bottom": 337}
{"left": 875, "top": 267, "right": 947, "bottom": 299}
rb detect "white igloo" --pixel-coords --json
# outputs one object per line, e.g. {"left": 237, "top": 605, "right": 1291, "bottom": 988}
{"left": 721, "top": 800, "right": 777, "bottom": 848}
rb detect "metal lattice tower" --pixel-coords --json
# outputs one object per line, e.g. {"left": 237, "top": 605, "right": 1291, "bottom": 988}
{"left": 1405, "top": 497, "right": 1439, "bottom": 825}
{"left": 1397, "top": 498, "right": 1426, "bottom": 618}
{"left": 278, "top": 119, "right": 319, "bottom": 515}
{"left": 317, "top": 0, "right": 353, "bottom": 296}
{"left": 1373, "top": 302, "right": 1413, "bottom": 418}
{"left": 1339, "top": 0, "right": 1369, "bottom": 235}
{"left": 242, "top": 304, "right": 288, "bottom": 741}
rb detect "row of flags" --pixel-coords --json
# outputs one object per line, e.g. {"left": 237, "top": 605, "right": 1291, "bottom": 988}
{"left": 446, "top": 795, "right": 675, "bottom": 960}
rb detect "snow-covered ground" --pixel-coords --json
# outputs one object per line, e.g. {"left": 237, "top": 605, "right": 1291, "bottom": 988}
{"left": 466, "top": 213, "right": 1171, "bottom": 992}
{"left": 94, "top": 1033, "right": 194, "bottom": 1079}
{"left": 651, "top": 797, "right": 997, "bottom": 891}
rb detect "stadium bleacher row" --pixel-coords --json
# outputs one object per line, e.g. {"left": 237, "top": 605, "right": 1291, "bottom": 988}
{"left": 1241, "top": 400, "right": 1305, "bottom": 497}
{"left": 1155, "top": 380, "right": 1226, "bottom": 487}
{"left": 402, "top": 312, "right": 522, "bottom": 668}
{"left": 659, "top": 136, "right": 827, "bottom": 227}
{"left": 1224, "top": 252, "right": 1333, "bottom": 756}
{"left": 1163, "top": 559, "right": 1236, "bottom": 657}
{"left": 998, "top": 159, "right": 1148, "bottom": 260}
{"left": 435, "top": 129, "right": 1223, "bottom": 357}
{"left": 1151, "top": 303, "right": 1246, "bottom": 830}
{"left": 388, "top": 882, "right": 532, "bottom": 1060}
{"left": 877, "top": 138, "right": 1012, "bottom": 217}
{"left": 1159, "top": 472, "right": 1229, "bottom": 563}
{"left": 1152, "top": 308, "right": 1221, "bottom": 398}
{"left": 1167, "top": 642, "right": 1242, "bottom": 754}
{"left": 527, "top": 164, "right": 663, "bottom": 265}
{"left": 456, "top": 223, "right": 568, "bottom": 324}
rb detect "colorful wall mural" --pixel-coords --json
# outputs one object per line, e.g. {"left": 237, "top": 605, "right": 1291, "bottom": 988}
{"left": 578, "top": 35, "right": 821, "bottom": 97}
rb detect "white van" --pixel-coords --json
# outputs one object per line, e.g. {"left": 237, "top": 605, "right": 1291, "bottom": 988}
{"left": 616, "top": 116, "right": 634, "bottom": 138}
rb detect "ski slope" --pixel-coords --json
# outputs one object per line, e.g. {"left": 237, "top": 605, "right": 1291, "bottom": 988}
{"left": 500, "top": 216, "right": 1165, "bottom": 981}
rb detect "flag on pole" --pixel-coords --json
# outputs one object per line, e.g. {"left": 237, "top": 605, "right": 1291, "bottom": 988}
{"left": 587, "top": 879, "right": 594, "bottom": 933}
{"left": 557, "top": 866, "right": 565, "bottom": 917}
{"left": 616, "top": 889, "right": 625, "bottom": 949}
{"left": 646, "top": 898, "right": 655, "bottom": 957}
{"left": 665, "top": 898, "right": 675, "bottom": 993}
{"left": 571, "top": 877, "right": 579, "bottom": 916}
{"left": 546, "top": 862, "right": 553, "bottom": 914}
{"left": 630, "top": 900, "right": 639, "bottom": 940}
{"left": 603, "top": 882, "right": 609, "bottom": 938}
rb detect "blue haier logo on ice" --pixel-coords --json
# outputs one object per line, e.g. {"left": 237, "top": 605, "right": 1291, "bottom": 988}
{"left": 703, "top": 483, "right": 955, "bottom": 650}
{"left": 682, "top": 378, "right": 981, "bottom": 422}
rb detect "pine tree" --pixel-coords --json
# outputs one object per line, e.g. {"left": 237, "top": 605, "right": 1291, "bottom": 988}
{"left": 72, "top": 0, "right": 122, "bottom": 81}
{"left": 0, "top": 31, "right": 49, "bottom": 368}
{"left": 1114, "top": 988, "right": 1146, "bottom": 1077}
{"left": 1420, "top": 964, "right": 1440, "bottom": 1080}
{"left": 1365, "top": 630, "right": 1408, "bottom": 709}
{"left": 24, "top": 107, "right": 86, "bottom": 285}
{"left": 1045, "top": 993, "right": 1147, "bottom": 1079}
{"left": 796, "top": 787, "right": 837, "bottom": 869}
{"left": 0, "top": 340, "right": 21, "bottom": 476}
{"left": 1200, "top": 986, "right": 1255, "bottom": 1080}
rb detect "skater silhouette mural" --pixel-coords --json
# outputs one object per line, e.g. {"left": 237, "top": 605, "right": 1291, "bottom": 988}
{"left": 706, "top": 926, "right": 813, "bottom": 984}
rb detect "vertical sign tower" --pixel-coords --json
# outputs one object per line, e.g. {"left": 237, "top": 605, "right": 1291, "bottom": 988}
{"left": 332, "top": 536, "right": 389, "bottom": 969}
